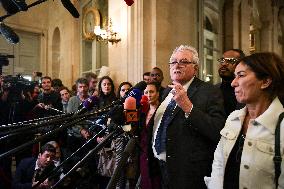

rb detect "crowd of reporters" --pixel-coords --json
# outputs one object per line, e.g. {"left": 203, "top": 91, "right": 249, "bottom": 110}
{"left": 1, "top": 45, "right": 284, "bottom": 189}
{"left": 0, "top": 68, "right": 164, "bottom": 189}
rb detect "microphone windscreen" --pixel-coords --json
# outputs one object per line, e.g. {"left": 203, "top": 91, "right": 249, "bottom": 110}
{"left": 124, "top": 0, "right": 134, "bottom": 6}
{"left": 133, "top": 81, "right": 147, "bottom": 91}
{"left": 140, "top": 95, "right": 149, "bottom": 113}
{"left": 126, "top": 88, "right": 142, "bottom": 106}
{"left": 61, "top": 0, "right": 80, "bottom": 18}
{"left": 0, "top": 23, "right": 19, "bottom": 44}
{"left": 82, "top": 96, "right": 99, "bottom": 110}
{"left": 140, "top": 95, "right": 148, "bottom": 104}
{"left": 124, "top": 97, "right": 136, "bottom": 110}
{"left": 124, "top": 97, "right": 138, "bottom": 123}
{"left": 109, "top": 105, "right": 125, "bottom": 125}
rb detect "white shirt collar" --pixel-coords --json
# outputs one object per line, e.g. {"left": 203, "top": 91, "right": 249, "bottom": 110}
{"left": 181, "top": 76, "right": 195, "bottom": 91}
{"left": 34, "top": 159, "right": 40, "bottom": 170}
{"left": 230, "top": 97, "right": 284, "bottom": 134}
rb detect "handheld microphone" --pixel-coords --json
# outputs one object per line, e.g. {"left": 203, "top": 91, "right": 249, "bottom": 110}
{"left": 76, "top": 96, "right": 99, "bottom": 114}
{"left": 87, "top": 81, "right": 146, "bottom": 127}
{"left": 60, "top": 0, "right": 80, "bottom": 18}
{"left": 11, "top": 0, "right": 28, "bottom": 11}
{"left": 34, "top": 163, "right": 56, "bottom": 182}
{"left": 140, "top": 95, "right": 149, "bottom": 114}
{"left": 124, "top": 97, "right": 138, "bottom": 124}
{"left": 0, "top": 22, "right": 19, "bottom": 44}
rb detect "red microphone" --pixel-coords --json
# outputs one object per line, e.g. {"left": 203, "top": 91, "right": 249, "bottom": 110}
{"left": 124, "top": 0, "right": 134, "bottom": 6}
{"left": 140, "top": 95, "right": 149, "bottom": 114}
{"left": 124, "top": 96, "right": 138, "bottom": 123}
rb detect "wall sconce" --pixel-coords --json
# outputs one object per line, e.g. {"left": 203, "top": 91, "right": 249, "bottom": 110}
{"left": 94, "top": 19, "right": 121, "bottom": 45}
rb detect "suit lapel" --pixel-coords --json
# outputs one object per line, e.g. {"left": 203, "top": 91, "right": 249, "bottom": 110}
{"left": 187, "top": 77, "right": 201, "bottom": 98}
{"left": 161, "top": 87, "right": 171, "bottom": 101}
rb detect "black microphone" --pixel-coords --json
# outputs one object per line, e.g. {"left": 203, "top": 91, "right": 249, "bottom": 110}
{"left": 60, "top": 0, "right": 80, "bottom": 18}
{"left": 0, "top": 0, "right": 19, "bottom": 15}
{"left": 0, "top": 22, "right": 19, "bottom": 44}
{"left": 11, "top": 0, "right": 28, "bottom": 11}
{"left": 108, "top": 81, "right": 146, "bottom": 126}
{"left": 34, "top": 163, "right": 56, "bottom": 182}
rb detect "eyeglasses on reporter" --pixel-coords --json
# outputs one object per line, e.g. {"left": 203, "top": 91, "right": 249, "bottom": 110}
{"left": 217, "top": 57, "right": 240, "bottom": 65}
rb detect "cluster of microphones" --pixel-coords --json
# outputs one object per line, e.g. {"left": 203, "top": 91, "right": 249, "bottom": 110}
{"left": 50, "top": 80, "right": 149, "bottom": 146}
{"left": 0, "top": 0, "right": 135, "bottom": 44}
{"left": 0, "top": 0, "right": 80, "bottom": 44}
{"left": 0, "top": 80, "right": 148, "bottom": 188}
{"left": 77, "top": 80, "right": 148, "bottom": 132}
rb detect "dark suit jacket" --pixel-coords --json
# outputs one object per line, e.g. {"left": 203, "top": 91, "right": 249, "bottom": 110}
{"left": 148, "top": 77, "right": 226, "bottom": 189}
{"left": 12, "top": 157, "right": 36, "bottom": 189}
{"left": 215, "top": 81, "right": 244, "bottom": 117}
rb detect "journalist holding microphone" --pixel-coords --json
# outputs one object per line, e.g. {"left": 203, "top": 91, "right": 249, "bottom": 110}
{"left": 148, "top": 45, "right": 226, "bottom": 189}
{"left": 205, "top": 52, "right": 284, "bottom": 189}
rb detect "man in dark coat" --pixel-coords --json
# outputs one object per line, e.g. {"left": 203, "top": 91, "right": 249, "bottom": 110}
{"left": 12, "top": 143, "right": 56, "bottom": 189}
{"left": 150, "top": 67, "right": 166, "bottom": 100}
{"left": 33, "top": 76, "right": 62, "bottom": 118}
{"left": 149, "top": 45, "right": 226, "bottom": 189}
{"left": 216, "top": 49, "right": 245, "bottom": 117}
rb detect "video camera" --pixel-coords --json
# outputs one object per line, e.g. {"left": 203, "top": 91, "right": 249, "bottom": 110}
{"left": 2, "top": 74, "right": 38, "bottom": 102}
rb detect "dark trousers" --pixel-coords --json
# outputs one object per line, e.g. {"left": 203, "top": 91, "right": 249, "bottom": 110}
{"left": 159, "top": 160, "right": 169, "bottom": 189}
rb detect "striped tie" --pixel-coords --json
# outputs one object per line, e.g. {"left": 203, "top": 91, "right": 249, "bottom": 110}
{"left": 154, "top": 99, "right": 176, "bottom": 154}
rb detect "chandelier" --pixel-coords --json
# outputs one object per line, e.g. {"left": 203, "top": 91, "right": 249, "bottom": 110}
{"left": 94, "top": 19, "right": 121, "bottom": 45}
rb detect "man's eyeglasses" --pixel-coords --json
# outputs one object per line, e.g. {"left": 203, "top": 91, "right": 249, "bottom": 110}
{"left": 169, "top": 60, "right": 195, "bottom": 67}
{"left": 217, "top": 58, "right": 240, "bottom": 65}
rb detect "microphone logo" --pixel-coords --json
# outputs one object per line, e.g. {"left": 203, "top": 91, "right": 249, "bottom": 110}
{"left": 124, "top": 110, "right": 138, "bottom": 122}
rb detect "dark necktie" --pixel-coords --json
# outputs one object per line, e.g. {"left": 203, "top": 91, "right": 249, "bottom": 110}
{"left": 154, "top": 98, "right": 176, "bottom": 154}
{"left": 33, "top": 168, "right": 42, "bottom": 181}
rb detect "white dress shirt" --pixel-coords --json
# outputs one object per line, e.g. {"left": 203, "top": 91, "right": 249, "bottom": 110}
{"left": 152, "top": 77, "right": 194, "bottom": 161}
